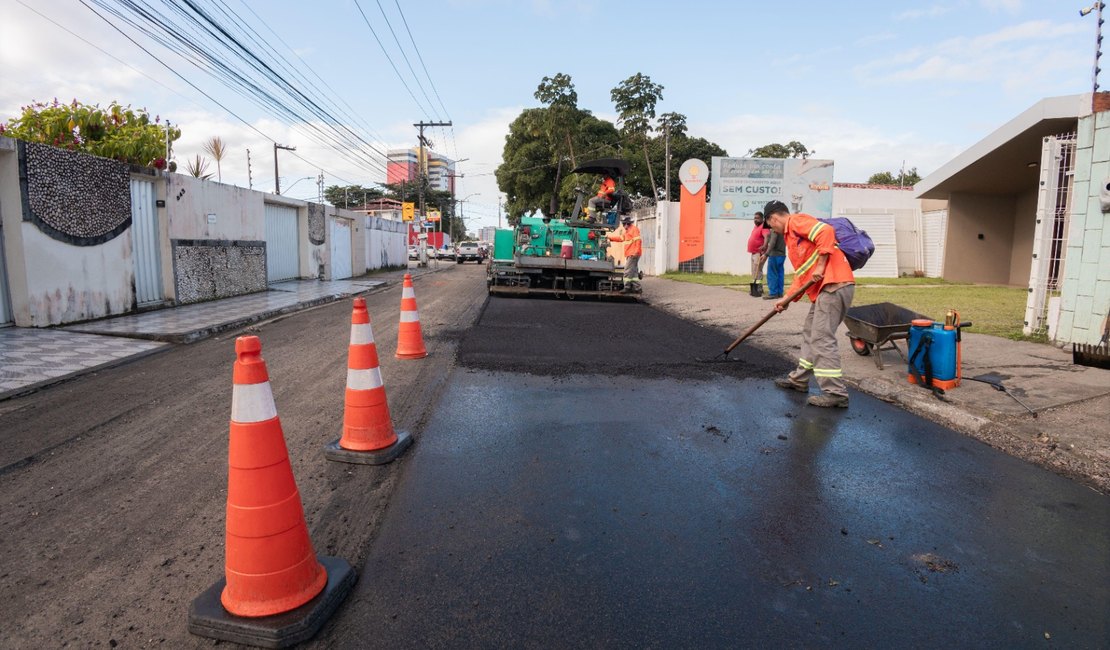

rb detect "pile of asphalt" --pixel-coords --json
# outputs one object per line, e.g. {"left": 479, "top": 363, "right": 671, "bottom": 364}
{"left": 457, "top": 295, "right": 789, "bottom": 379}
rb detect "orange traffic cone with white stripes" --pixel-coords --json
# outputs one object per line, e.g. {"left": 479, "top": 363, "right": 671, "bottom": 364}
{"left": 189, "top": 336, "right": 355, "bottom": 648}
{"left": 395, "top": 273, "right": 428, "bottom": 359}
{"left": 325, "top": 298, "right": 412, "bottom": 465}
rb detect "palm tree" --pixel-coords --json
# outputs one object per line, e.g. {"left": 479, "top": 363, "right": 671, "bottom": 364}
{"left": 203, "top": 136, "right": 226, "bottom": 182}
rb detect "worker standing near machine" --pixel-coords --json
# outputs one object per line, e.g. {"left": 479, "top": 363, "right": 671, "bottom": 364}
{"left": 607, "top": 215, "right": 642, "bottom": 293}
{"left": 588, "top": 175, "right": 616, "bottom": 217}
{"left": 761, "top": 217, "right": 787, "bottom": 300}
{"left": 747, "top": 211, "right": 766, "bottom": 286}
{"left": 763, "top": 200, "right": 855, "bottom": 408}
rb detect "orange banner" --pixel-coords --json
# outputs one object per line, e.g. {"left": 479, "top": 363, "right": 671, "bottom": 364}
{"left": 678, "top": 185, "right": 706, "bottom": 270}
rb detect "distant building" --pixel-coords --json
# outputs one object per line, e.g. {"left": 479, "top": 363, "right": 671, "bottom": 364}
{"left": 351, "top": 197, "right": 404, "bottom": 221}
{"left": 387, "top": 147, "right": 456, "bottom": 193}
{"left": 478, "top": 226, "right": 498, "bottom": 243}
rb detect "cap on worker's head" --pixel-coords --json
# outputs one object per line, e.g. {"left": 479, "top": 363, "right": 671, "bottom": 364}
{"left": 763, "top": 200, "right": 789, "bottom": 217}
{"left": 621, "top": 216, "right": 633, "bottom": 224}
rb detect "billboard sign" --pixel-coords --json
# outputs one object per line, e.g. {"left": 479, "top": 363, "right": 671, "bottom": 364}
{"left": 709, "top": 157, "right": 834, "bottom": 220}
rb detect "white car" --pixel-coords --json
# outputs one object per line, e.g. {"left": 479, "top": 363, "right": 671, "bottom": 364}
{"left": 408, "top": 245, "right": 419, "bottom": 260}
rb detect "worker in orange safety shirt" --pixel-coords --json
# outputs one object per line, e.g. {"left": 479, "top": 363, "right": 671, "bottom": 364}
{"left": 587, "top": 175, "right": 616, "bottom": 218}
{"left": 762, "top": 200, "right": 855, "bottom": 408}
{"left": 606, "top": 215, "right": 642, "bottom": 293}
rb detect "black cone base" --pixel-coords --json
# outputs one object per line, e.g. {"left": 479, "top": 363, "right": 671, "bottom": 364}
{"left": 324, "top": 430, "right": 413, "bottom": 465}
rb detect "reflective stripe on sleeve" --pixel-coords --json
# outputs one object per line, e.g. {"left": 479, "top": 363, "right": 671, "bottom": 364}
{"left": 808, "top": 222, "right": 826, "bottom": 241}
{"left": 795, "top": 251, "right": 821, "bottom": 274}
{"left": 798, "top": 359, "right": 814, "bottom": 370}
{"left": 813, "top": 368, "right": 843, "bottom": 378}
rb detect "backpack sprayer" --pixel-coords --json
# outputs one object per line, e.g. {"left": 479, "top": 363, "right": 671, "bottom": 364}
{"left": 907, "top": 309, "right": 971, "bottom": 398}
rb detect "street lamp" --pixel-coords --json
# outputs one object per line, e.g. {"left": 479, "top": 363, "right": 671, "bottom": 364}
{"left": 283, "top": 176, "right": 314, "bottom": 193}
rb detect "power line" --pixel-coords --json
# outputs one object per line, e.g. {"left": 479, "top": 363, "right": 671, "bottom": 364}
{"left": 352, "top": 0, "right": 435, "bottom": 120}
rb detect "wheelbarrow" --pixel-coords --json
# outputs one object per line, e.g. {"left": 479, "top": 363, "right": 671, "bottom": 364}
{"left": 843, "top": 302, "right": 927, "bottom": 370}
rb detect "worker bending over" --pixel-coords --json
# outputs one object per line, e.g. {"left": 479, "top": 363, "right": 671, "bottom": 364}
{"left": 763, "top": 200, "right": 855, "bottom": 408}
{"left": 607, "top": 215, "right": 642, "bottom": 293}
{"left": 588, "top": 175, "right": 616, "bottom": 217}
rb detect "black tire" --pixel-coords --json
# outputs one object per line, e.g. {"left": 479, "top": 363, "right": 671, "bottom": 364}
{"left": 850, "top": 337, "right": 871, "bottom": 356}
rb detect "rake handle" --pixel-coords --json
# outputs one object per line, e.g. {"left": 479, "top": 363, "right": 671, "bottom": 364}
{"left": 724, "top": 278, "right": 819, "bottom": 354}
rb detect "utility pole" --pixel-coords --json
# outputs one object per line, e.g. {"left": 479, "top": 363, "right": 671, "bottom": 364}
{"left": 164, "top": 120, "right": 172, "bottom": 172}
{"left": 246, "top": 148, "right": 253, "bottom": 189}
{"left": 274, "top": 143, "right": 296, "bottom": 194}
{"left": 413, "top": 120, "right": 452, "bottom": 219}
{"left": 317, "top": 170, "right": 324, "bottom": 204}
{"left": 498, "top": 198, "right": 502, "bottom": 229}
{"left": 664, "top": 122, "right": 671, "bottom": 202}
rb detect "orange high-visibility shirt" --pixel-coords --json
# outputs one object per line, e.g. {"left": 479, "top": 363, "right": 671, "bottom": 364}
{"left": 608, "top": 223, "right": 642, "bottom": 258}
{"left": 783, "top": 213, "right": 854, "bottom": 302}
{"left": 597, "top": 177, "right": 616, "bottom": 198}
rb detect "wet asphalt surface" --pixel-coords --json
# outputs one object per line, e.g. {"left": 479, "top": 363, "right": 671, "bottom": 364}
{"left": 334, "top": 296, "right": 1110, "bottom": 648}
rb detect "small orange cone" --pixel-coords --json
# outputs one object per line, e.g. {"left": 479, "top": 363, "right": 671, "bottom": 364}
{"left": 189, "top": 336, "right": 355, "bottom": 647}
{"left": 395, "top": 273, "right": 428, "bottom": 359}
{"left": 325, "top": 298, "right": 412, "bottom": 465}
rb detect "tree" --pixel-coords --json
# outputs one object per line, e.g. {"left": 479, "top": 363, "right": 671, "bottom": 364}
{"left": 0, "top": 99, "right": 180, "bottom": 169}
{"left": 185, "top": 155, "right": 212, "bottom": 179}
{"left": 534, "top": 73, "right": 577, "bottom": 108}
{"left": 610, "top": 73, "right": 664, "bottom": 138}
{"left": 535, "top": 73, "right": 582, "bottom": 214}
{"left": 324, "top": 184, "right": 384, "bottom": 208}
{"left": 203, "top": 136, "right": 226, "bottom": 182}
{"left": 611, "top": 73, "right": 665, "bottom": 198}
{"left": 868, "top": 167, "right": 922, "bottom": 187}
{"left": 750, "top": 141, "right": 812, "bottom": 159}
{"left": 658, "top": 112, "right": 688, "bottom": 139}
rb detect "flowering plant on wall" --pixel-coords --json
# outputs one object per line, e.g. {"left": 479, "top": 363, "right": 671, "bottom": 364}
{"left": 0, "top": 99, "right": 181, "bottom": 170}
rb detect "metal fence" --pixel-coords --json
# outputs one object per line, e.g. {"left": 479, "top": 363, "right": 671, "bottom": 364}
{"left": 1024, "top": 132, "right": 1077, "bottom": 337}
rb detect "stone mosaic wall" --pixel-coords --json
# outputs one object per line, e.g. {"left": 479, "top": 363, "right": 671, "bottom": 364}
{"left": 172, "top": 240, "right": 266, "bottom": 304}
{"left": 308, "top": 202, "right": 326, "bottom": 245}
{"left": 19, "top": 141, "right": 132, "bottom": 245}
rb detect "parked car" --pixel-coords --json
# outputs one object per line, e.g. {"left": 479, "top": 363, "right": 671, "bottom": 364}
{"left": 455, "top": 242, "right": 484, "bottom": 263}
{"left": 408, "top": 245, "right": 419, "bottom": 260}
{"left": 437, "top": 246, "right": 456, "bottom": 260}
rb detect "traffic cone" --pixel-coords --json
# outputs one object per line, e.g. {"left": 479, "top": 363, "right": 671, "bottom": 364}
{"left": 189, "top": 336, "right": 355, "bottom": 648}
{"left": 395, "top": 273, "right": 428, "bottom": 359}
{"left": 325, "top": 298, "right": 413, "bottom": 465}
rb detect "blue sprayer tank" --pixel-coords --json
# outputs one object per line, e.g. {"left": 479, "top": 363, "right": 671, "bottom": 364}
{"left": 907, "top": 319, "right": 961, "bottom": 390}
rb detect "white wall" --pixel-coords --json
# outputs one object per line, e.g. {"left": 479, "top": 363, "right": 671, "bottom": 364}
{"left": 833, "top": 185, "right": 921, "bottom": 275}
{"left": 165, "top": 175, "right": 264, "bottom": 241}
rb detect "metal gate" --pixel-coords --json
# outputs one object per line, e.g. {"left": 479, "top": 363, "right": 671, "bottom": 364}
{"left": 1025, "top": 132, "right": 1076, "bottom": 337}
{"left": 130, "top": 177, "right": 164, "bottom": 306}
{"left": 265, "top": 203, "right": 300, "bottom": 282}
{"left": 330, "top": 217, "right": 353, "bottom": 280}
{"left": 844, "top": 213, "right": 899, "bottom": 278}
{"left": 922, "top": 210, "right": 948, "bottom": 278}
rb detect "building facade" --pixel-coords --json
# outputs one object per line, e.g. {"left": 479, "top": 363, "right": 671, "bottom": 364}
{"left": 386, "top": 147, "right": 456, "bottom": 193}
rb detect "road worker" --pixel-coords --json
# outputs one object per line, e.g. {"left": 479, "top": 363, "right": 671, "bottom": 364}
{"left": 762, "top": 200, "right": 855, "bottom": 408}
{"left": 607, "top": 215, "right": 642, "bottom": 293}
{"left": 587, "top": 175, "right": 616, "bottom": 217}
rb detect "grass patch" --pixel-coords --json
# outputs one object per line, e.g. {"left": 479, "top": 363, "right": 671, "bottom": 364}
{"left": 853, "top": 285, "right": 1041, "bottom": 341}
{"left": 660, "top": 271, "right": 1038, "bottom": 342}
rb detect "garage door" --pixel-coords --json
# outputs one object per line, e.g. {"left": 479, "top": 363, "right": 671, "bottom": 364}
{"left": 265, "top": 203, "right": 300, "bottom": 282}
{"left": 922, "top": 210, "right": 948, "bottom": 278}
{"left": 330, "top": 217, "right": 353, "bottom": 280}
{"left": 841, "top": 213, "right": 898, "bottom": 278}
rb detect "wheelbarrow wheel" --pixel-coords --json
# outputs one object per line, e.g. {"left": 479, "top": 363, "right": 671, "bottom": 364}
{"left": 850, "top": 337, "right": 871, "bottom": 356}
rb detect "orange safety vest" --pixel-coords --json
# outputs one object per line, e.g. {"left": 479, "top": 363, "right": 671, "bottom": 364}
{"left": 609, "top": 223, "right": 642, "bottom": 258}
{"left": 597, "top": 177, "right": 616, "bottom": 198}
{"left": 783, "top": 213, "right": 854, "bottom": 302}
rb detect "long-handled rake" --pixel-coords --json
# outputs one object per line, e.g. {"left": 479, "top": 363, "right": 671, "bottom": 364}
{"left": 699, "top": 279, "right": 818, "bottom": 362}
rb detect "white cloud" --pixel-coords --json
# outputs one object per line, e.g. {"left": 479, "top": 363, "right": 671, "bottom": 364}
{"left": 854, "top": 20, "right": 1088, "bottom": 88}
{"left": 981, "top": 0, "right": 1023, "bottom": 12}
{"left": 695, "top": 113, "right": 963, "bottom": 183}
{"left": 895, "top": 4, "right": 952, "bottom": 20}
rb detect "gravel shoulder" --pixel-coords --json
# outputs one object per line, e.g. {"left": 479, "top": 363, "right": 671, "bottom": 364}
{"left": 0, "top": 264, "right": 487, "bottom": 648}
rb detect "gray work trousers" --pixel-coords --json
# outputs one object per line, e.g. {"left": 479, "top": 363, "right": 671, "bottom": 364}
{"left": 624, "top": 255, "right": 641, "bottom": 288}
{"left": 788, "top": 284, "right": 855, "bottom": 397}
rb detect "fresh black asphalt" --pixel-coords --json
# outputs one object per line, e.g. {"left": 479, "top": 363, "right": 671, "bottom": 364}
{"left": 330, "top": 296, "right": 1109, "bottom": 648}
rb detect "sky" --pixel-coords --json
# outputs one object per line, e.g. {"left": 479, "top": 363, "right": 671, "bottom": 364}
{"left": 0, "top": 0, "right": 1099, "bottom": 231}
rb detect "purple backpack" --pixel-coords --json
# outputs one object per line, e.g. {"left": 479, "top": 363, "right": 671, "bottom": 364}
{"left": 818, "top": 218, "right": 875, "bottom": 271}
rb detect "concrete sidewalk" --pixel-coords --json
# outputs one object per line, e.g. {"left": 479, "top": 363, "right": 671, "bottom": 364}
{"left": 0, "top": 264, "right": 440, "bottom": 401}
{"left": 644, "top": 276, "right": 1110, "bottom": 493}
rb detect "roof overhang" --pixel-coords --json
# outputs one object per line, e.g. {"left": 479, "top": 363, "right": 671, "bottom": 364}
{"left": 915, "top": 94, "right": 1091, "bottom": 199}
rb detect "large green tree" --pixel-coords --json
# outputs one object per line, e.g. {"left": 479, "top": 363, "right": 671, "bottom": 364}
{"left": 1, "top": 99, "right": 180, "bottom": 169}
{"left": 611, "top": 73, "right": 665, "bottom": 198}
{"left": 868, "top": 167, "right": 922, "bottom": 186}
{"left": 324, "top": 184, "right": 384, "bottom": 208}
{"left": 749, "top": 141, "right": 812, "bottom": 159}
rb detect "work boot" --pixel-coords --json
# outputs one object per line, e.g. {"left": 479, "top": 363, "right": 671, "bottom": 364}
{"left": 807, "top": 393, "right": 849, "bottom": 408}
{"left": 774, "top": 377, "right": 808, "bottom": 393}
{"left": 762, "top": 294, "right": 782, "bottom": 300}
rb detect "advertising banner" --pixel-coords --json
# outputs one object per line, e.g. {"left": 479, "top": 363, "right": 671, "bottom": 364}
{"left": 427, "top": 209, "right": 441, "bottom": 222}
{"left": 710, "top": 157, "right": 834, "bottom": 220}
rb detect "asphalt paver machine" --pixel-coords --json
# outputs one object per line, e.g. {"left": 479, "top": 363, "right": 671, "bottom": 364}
{"left": 487, "top": 158, "right": 639, "bottom": 299}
